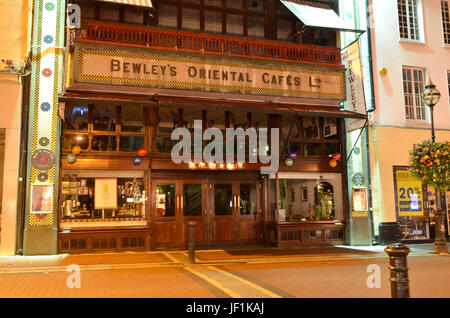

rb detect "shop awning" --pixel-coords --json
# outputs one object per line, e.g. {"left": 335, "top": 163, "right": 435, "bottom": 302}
{"left": 59, "top": 92, "right": 366, "bottom": 119}
{"left": 280, "top": 0, "right": 365, "bottom": 33}
{"left": 96, "top": 0, "right": 153, "bottom": 8}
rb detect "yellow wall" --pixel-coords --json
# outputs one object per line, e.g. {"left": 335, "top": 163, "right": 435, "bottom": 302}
{"left": 368, "top": 125, "right": 450, "bottom": 235}
{"left": 0, "top": 0, "right": 30, "bottom": 255}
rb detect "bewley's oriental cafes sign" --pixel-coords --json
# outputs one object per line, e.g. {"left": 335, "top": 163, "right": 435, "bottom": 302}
{"left": 71, "top": 44, "right": 345, "bottom": 100}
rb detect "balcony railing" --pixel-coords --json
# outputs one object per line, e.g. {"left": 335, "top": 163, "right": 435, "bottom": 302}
{"left": 74, "top": 20, "right": 342, "bottom": 67}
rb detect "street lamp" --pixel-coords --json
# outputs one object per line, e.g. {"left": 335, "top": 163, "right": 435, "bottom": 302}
{"left": 422, "top": 80, "right": 441, "bottom": 142}
{"left": 421, "top": 79, "right": 447, "bottom": 254}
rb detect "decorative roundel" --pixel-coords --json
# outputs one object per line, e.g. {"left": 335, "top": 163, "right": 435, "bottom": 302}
{"left": 354, "top": 147, "right": 361, "bottom": 155}
{"left": 38, "top": 173, "right": 49, "bottom": 183}
{"left": 42, "top": 68, "right": 52, "bottom": 77}
{"left": 32, "top": 149, "right": 55, "bottom": 170}
{"left": 67, "top": 153, "right": 77, "bottom": 164}
{"left": 39, "top": 137, "right": 50, "bottom": 147}
{"left": 45, "top": 2, "right": 55, "bottom": 11}
{"left": 44, "top": 35, "right": 53, "bottom": 44}
{"left": 40, "top": 102, "right": 51, "bottom": 112}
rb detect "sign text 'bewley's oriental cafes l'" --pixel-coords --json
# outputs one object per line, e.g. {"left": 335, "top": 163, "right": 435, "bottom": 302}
{"left": 68, "top": 43, "right": 345, "bottom": 103}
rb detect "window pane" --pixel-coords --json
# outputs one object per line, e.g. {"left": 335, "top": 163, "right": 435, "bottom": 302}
{"left": 182, "top": 8, "right": 200, "bottom": 30}
{"left": 303, "top": 143, "right": 322, "bottom": 156}
{"left": 214, "top": 184, "right": 233, "bottom": 215}
{"left": 63, "top": 134, "right": 89, "bottom": 151}
{"left": 158, "top": 4, "right": 177, "bottom": 28}
{"left": 247, "top": 0, "right": 264, "bottom": 12}
{"left": 124, "top": 7, "right": 143, "bottom": 24}
{"left": 93, "top": 105, "right": 116, "bottom": 131}
{"left": 156, "top": 137, "right": 178, "bottom": 153}
{"left": 64, "top": 104, "right": 89, "bottom": 131}
{"left": 156, "top": 184, "right": 176, "bottom": 217}
{"left": 183, "top": 184, "right": 202, "bottom": 216}
{"left": 248, "top": 16, "right": 265, "bottom": 39}
{"left": 226, "top": 14, "right": 244, "bottom": 36}
{"left": 205, "top": 10, "right": 222, "bottom": 33}
{"left": 92, "top": 135, "right": 117, "bottom": 151}
{"left": 240, "top": 184, "right": 257, "bottom": 215}
{"left": 77, "top": 1, "right": 95, "bottom": 19}
{"left": 205, "top": 0, "right": 222, "bottom": 6}
{"left": 122, "top": 106, "right": 144, "bottom": 133}
{"left": 99, "top": 5, "right": 119, "bottom": 22}
{"left": 323, "top": 118, "right": 338, "bottom": 139}
{"left": 119, "top": 136, "right": 145, "bottom": 152}
{"left": 227, "top": 0, "right": 243, "bottom": 9}
{"left": 303, "top": 117, "right": 319, "bottom": 139}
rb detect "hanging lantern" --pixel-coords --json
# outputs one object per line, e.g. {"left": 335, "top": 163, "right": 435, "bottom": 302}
{"left": 133, "top": 155, "right": 142, "bottom": 165}
{"left": 137, "top": 147, "right": 148, "bottom": 157}
{"left": 329, "top": 159, "right": 338, "bottom": 168}
{"left": 71, "top": 145, "right": 82, "bottom": 155}
{"left": 332, "top": 153, "right": 341, "bottom": 161}
{"left": 67, "top": 153, "right": 77, "bottom": 164}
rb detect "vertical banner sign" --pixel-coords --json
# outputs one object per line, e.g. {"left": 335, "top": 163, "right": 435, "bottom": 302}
{"left": 395, "top": 170, "right": 424, "bottom": 217}
{"left": 342, "top": 40, "right": 367, "bottom": 132}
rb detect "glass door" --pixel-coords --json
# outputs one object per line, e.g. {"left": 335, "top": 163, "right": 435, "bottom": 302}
{"left": 181, "top": 181, "right": 206, "bottom": 246}
{"left": 237, "top": 181, "right": 261, "bottom": 242}
{"left": 153, "top": 181, "right": 179, "bottom": 248}
{"left": 210, "top": 181, "right": 237, "bottom": 244}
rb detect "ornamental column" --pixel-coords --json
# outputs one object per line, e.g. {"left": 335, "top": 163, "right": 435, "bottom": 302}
{"left": 23, "top": 0, "right": 66, "bottom": 255}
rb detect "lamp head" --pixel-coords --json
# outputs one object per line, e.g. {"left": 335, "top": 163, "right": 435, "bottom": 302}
{"left": 422, "top": 80, "right": 441, "bottom": 107}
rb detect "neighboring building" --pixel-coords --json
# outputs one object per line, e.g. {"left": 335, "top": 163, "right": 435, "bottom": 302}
{"left": 21, "top": 0, "right": 370, "bottom": 255}
{"left": 368, "top": 0, "right": 450, "bottom": 243}
{"left": 0, "top": 0, "right": 30, "bottom": 256}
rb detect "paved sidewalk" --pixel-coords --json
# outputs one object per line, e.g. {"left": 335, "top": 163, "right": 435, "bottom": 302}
{"left": 0, "top": 243, "right": 444, "bottom": 272}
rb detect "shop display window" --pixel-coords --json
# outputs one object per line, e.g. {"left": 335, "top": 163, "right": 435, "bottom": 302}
{"left": 275, "top": 175, "right": 342, "bottom": 222}
{"left": 60, "top": 170, "right": 147, "bottom": 223}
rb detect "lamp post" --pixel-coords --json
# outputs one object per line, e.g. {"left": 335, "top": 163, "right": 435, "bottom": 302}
{"left": 421, "top": 80, "right": 448, "bottom": 254}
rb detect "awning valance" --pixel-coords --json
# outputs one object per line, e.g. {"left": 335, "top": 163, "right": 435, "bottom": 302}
{"left": 280, "top": 0, "right": 365, "bottom": 33}
{"left": 96, "top": 0, "right": 153, "bottom": 8}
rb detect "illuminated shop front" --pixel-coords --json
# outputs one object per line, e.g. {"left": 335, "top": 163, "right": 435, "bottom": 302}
{"left": 22, "top": 0, "right": 367, "bottom": 254}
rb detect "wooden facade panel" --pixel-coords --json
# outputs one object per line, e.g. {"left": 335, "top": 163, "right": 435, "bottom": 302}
{"left": 154, "top": 221, "right": 178, "bottom": 245}
{"left": 238, "top": 220, "right": 260, "bottom": 241}
{"left": 214, "top": 220, "right": 234, "bottom": 243}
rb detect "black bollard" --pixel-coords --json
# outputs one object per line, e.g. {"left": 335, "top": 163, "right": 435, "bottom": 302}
{"left": 384, "top": 243, "right": 411, "bottom": 298}
{"left": 188, "top": 221, "right": 196, "bottom": 264}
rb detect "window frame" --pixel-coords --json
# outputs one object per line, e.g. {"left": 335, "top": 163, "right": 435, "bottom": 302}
{"left": 442, "top": 0, "right": 450, "bottom": 46}
{"left": 62, "top": 103, "right": 148, "bottom": 154}
{"left": 397, "top": 0, "right": 425, "bottom": 43}
{"left": 401, "top": 66, "right": 427, "bottom": 122}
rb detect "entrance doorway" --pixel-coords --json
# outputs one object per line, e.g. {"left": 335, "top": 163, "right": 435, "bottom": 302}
{"left": 152, "top": 177, "right": 261, "bottom": 249}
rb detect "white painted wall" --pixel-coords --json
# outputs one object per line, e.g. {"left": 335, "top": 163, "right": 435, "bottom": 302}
{"left": 370, "top": 0, "right": 450, "bottom": 129}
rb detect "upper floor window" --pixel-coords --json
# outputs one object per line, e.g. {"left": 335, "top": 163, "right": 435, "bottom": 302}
{"left": 157, "top": 0, "right": 265, "bottom": 39}
{"left": 397, "top": 0, "right": 422, "bottom": 41}
{"left": 442, "top": 0, "right": 450, "bottom": 45}
{"left": 402, "top": 66, "right": 426, "bottom": 120}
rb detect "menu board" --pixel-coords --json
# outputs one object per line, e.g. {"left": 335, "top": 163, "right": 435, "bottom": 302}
{"left": 94, "top": 178, "right": 117, "bottom": 210}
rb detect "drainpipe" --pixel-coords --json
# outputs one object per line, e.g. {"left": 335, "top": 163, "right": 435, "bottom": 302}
{"left": 365, "top": 0, "right": 376, "bottom": 244}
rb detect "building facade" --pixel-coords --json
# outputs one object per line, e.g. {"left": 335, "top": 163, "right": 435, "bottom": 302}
{"left": 0, "top": 0, "right": 30, "bottom": 256}
{"left": 18, "top": 0, "right": 373, "bottom": 255}
{"left": 368, "top": 0, "right": 450, "bottom": 243}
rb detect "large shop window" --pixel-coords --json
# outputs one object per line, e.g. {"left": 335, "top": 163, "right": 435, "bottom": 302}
{"left": 281, "top": 115, "right": 341, "bottom": 158}
{"left": 62, "top": 103, "right": 147, "bottom": 153}
{"left": 60, "top": 170, "right": 148, "bottom": 226}
{"left": 271, "top": 173, "right": 343, "bottom": 223}
{"left": 393, "top": 168, "right": 430, "bottom": 240}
